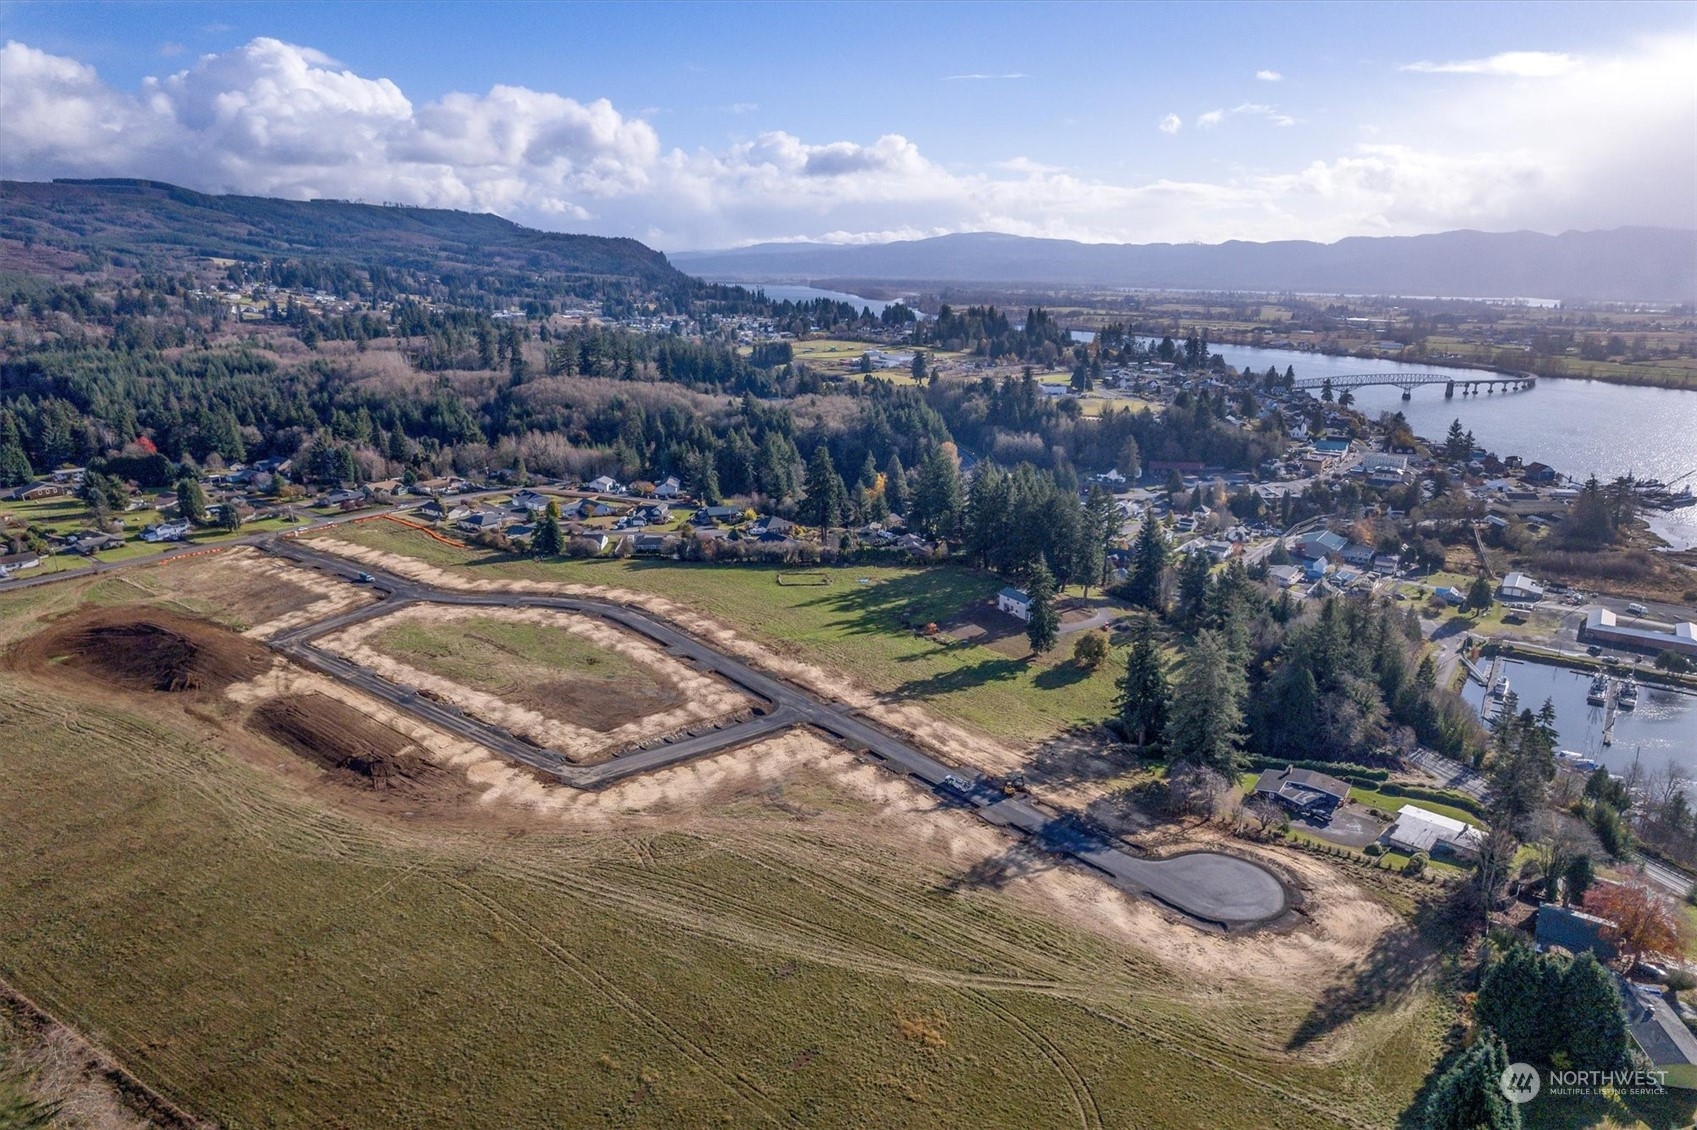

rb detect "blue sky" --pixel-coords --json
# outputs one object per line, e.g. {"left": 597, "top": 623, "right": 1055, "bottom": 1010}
{"left": 2, "top": 1, "right": 1692, "bottom": 248}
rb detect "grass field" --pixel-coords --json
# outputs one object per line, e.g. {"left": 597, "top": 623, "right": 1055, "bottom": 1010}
{"left": 321, "top": 521, "right": 1127, "bottom": 746}
{"left": 0, "top": 576, "right": 1453, "bottom": 1129}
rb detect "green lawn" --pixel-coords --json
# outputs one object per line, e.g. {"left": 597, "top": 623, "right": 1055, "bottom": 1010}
{"left": 1348, "top": 786, "right": 1484, "bottom": 830}
{"left": 320, "top": 522, "right": 1125, "bottom": 745}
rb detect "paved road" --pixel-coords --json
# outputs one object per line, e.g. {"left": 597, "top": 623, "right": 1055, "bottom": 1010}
{"left": 265, "top": 536, "right": 1293, "bottom": 930}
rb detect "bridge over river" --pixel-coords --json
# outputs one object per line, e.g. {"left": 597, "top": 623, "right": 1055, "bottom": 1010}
{"left": 1292, "top": 372, "right": 1536, "bottom": 400}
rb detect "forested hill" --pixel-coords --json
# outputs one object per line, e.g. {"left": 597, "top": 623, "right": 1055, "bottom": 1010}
{"left": 673, "top": 227, "right": 1697, "bottom": 303}
{"left": 0, "top": 178, "right": 691, "bottom": 304}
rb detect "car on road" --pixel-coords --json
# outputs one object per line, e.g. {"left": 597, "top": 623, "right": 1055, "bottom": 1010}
{"left": 353, "top": 572, "right": 375, "bottom": 583}
{"left": 1626, "top": 602, "right": 1648, "bottom": 617}
{"left": 939, "top": 773, "right": 974, "bottom": 796}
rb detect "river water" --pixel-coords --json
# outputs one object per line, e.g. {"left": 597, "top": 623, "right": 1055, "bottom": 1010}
{"left": 753, "top": 284, "right": 902, "bottom": 317}
{"left": 1119, "top": 337, "right": 1697, "bottom": 549}
{"left": 1461, "top": 659, "right": 1694, "bottom": 778}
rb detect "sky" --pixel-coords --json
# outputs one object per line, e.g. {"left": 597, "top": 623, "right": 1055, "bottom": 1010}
{"left": 1, "top": 1, "right": 1693, "bottom": 251}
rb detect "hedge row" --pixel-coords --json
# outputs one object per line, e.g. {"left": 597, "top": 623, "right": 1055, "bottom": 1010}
{"left": 1367, "top": 781, "right": 1488, "bottom": 820}
{"left": 1244, "top": 755, "right": 1391, "bottom": 783}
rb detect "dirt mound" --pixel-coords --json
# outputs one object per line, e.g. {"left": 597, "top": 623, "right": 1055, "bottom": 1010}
{"left": 248, "top": 694, "right": 437, "bottom": 787}
{"left": 7, "top": 606, "right": 272, "bottom": 693}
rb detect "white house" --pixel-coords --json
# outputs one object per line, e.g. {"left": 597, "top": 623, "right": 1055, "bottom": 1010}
{"left": 586, "top": 475, "right": 622, "bottom": 494}
{"left": 140, "top": 520, "right": 190, "bottom": 543}
{"left": 1382, "top": 805, "right": 1483, "bottom": 859}
{"left": 997, "top": 586, "right": 1033, "bottom": 621}
{"left": 653, "top": 475, "right": 681, "bottom": 499}
{"left": 1498, "top": 572, "right": 1545, "bottom": 603}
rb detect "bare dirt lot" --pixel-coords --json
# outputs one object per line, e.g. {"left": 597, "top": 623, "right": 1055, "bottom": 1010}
{"left": 4, "top": 605, "right": 274, "bottom": 694}
{"left": 92, "top": 546, "right": 376, "bottom": 638}
{"left": 247, "top": 693, "right": 441, "bottom": 789}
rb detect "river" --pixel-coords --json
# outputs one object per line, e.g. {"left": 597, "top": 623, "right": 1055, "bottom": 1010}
{"left": 752, "top": 284, "right": 904, "bottom": 317}
{"left": 1461, "top": 659, "right": 1694, "bottom": 779}
{"left": 1116, "top": 336, "right": 1697, "bottom": 549}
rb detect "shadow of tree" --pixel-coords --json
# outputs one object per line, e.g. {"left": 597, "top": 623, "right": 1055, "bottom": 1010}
{"left": 1287, "top": 899, "right": 1445, "bottom": 1050}
{"left": 887, "top": 656, "right": 1024, "bottom": 700}
{"left": 1033, "top": 661, "right": 1090, "bottom": 691}
{"left": 940, "top": 841, "right": 1058, "bottom": 892}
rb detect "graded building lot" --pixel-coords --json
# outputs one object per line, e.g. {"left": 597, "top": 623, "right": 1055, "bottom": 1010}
{"left": 320, "top": 603, "right": 755, "bottom": 762}
{"left": 0, "top": 565, "right": 1452, "bottom": 1128}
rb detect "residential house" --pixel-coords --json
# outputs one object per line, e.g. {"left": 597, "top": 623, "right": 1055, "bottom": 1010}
{"left": 692, "top": 505, "right": 743, "bottom": 527}
{"left": 140, "top": 520, "right": 190, "bottom": 543}
{"left": 8, "top": 481, "right": 63, "bottom": 501}
{"left": 632, "top": 533, "right": 674, "bottom": 555}
{"left": 749, "top": 516, "right": 796, "bottom": 542}
{"left": 1339, "top": 543, "right": 1376, "bottom": 569}
{"left": 1381, "top": 805, "right": 1483, "bottom": 859}
{"left": 1434, "top": 585, "right": 1467, "bottom": 606}
{"left": 1533, "top": 904, "right": 1616, "bottom": 960}
{"left": 512, "top": 489, "right": 552, "bottom": 513}
{"left": 633, "top": 502, "right": 671, "bottom": 526}
{"left": 1293, "top": 530, "right": 1347, "bottom": 561}
{"left": 997, "top": 587, "right": 1032, "bottom": 621}
{"left": 1523, "top": 462, "right": 1558, "bottom": 484}
{"left": 0, "top": 550, "right": 42, "bottom": 575}
{"left": 68, "top": 531, "right": 124, "bottom": 555}
{"left": 1372, "top": 555, "right": 1401, "bottom": 576}
{"left": 1266, "top": 564, "right": 1304, "bottom": 589}
{"left": 1251, "top": 765, "right": 1352, "bottom": 818}
{"left": 586, "top": 475, "right": 623, "bottom": 494}
{"left": 321, "top": 489, "right": 365, "bottom": 508}
{"left": 1620, "top": 979, "right": 1697, "bottom": 1090}
{"left": 419, "top": 499, "right": 471, "bottom": 523}
{"left": 1498, "top": 572, "right": 1545, "bottom": 603}
{"left": 457, "top": 510, "right": 509, "bottom": 533}
{"left": 652, "top": 476, "right": 682, "bottom": 499}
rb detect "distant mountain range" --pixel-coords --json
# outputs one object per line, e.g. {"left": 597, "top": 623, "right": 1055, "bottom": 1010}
{"left": 0, "top": 179, "right": 687, "bottom": 291}
{"left": 672, "top": 228, "right": 1697, "bottom": 303}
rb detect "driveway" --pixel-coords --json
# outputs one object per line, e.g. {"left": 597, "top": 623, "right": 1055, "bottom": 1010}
{"left": 1299, "top": 805, "right": 1386, "bottom": 850}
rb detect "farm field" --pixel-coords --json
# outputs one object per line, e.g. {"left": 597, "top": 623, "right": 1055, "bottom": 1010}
{"left": 317, "top": 520, "right": 1126, "bottom": 747}
{"left": 0, "top": 571, "right": 1451, "bottom": 1129}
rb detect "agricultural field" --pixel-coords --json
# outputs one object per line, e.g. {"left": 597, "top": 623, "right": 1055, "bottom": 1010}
{"left": 317, "top": 520, "right": 1127, "bottom": 748}
{"left": 0, "top": 567, "right": 1454, "bottom": 1129}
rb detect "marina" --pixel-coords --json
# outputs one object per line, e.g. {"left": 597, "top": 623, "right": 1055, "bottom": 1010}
{"left": 1462, "top": 656, "right": 1696, "bottom": 775}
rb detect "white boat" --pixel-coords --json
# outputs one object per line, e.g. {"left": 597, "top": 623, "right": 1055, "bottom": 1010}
{"left": 1619, "top": 677, "right": 1639, "bottom": 709}
{"left": 1587, "top": 670, "right": 1610, "bottom": 706}
{"left": 1490, "top": 676, "right": 1511, "bottom": 700}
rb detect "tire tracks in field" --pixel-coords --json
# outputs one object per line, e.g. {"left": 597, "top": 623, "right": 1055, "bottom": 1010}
{"left": 966, "top": 989, "right": 1103, "bottom": 1130}
{"left": 442, "top": 876, "right": 797, "bottom": 1128}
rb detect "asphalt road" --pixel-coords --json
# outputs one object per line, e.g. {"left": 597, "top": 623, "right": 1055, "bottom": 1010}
{"left": 264, "top": 537, "right": 1293, "bottom": 930}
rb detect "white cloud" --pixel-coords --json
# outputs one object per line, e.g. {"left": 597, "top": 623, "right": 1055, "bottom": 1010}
{"left": 942, "top": 72, "right": 1027, "bottom": 81}
{"left": 1256, "top": 69, "right": 1283, "bottom": 82}
{"left": 1402, "top": 51, "right": 1578, "bottom": 77}
{"left": 0, "top": 34, "right": 1690, "bottom": 250}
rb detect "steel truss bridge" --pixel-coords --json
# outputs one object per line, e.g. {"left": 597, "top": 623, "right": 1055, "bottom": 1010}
{"left": 1290, "top": 372, "right": 1536, "bottom": 399}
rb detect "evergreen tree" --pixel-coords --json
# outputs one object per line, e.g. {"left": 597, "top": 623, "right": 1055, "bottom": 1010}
{"left": 802, "top": 445, "right": 847, "bottom": 532}
{"left": 1466, "top": 576, "right": 1496, "bottom": 614}
{"left": 0, "top": 441, "right": 32, "bottom": 487}
{"left": 912, "top": 447, "right": 962, "bottom": 541}
{"left": 1444, "top": 418, "right": 1469, "bottom": 461}
{"left": 1175, "top": 550, "right": 1213, "bottom": 628}
{"left": 883, "top": 453, "right": 909, "bottom": 516}
{"left": 1419, "top": 1030, "right": 1521, "bottom": 1130}
{"left": 910, "top": 351, "right": 928, "bottom": 382}
{"left": 1025, "top": 560, "right": 1059, "bottom": 655}
{"left": 1475, "top": 946, "right": 1559, "bottom": 1063}
{"left": 216, "top": 502, "right": 241, "bottom": 532}
{"left": 532, "top": 499, "right": 565, "bottom": 556}
{"left": 1125, "top": 516, "right": 1166, "bottom": 612}
{"left": 176, "top": 477, "right": 208, "bottom": 525}
{"left": 1164, "top": 630, "right": 1246, "bottom": 775}
{"left": 1116, "top": 614, "right": 1169, "bottom": 750}
{"left": 1559, "top": 953, "right": 1629, "bottom": 1072}
{"left": 1076, "top": 484, "right": 1117, "bottom": 596}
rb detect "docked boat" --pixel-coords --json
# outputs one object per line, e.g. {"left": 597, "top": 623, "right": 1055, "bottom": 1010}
{"left": 1490, "top": 676, "right": 1511, "bottom": 700}
{"left": 1587, "top": 670, "right": 1610, "bottom": 706}
{"left": 1619, "top": 677, "right": 1639, "bottom": 709}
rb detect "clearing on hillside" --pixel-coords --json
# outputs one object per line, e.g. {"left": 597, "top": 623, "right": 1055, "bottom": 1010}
{"left": 6, "top": 606, "right": 272, "bottom": 694}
